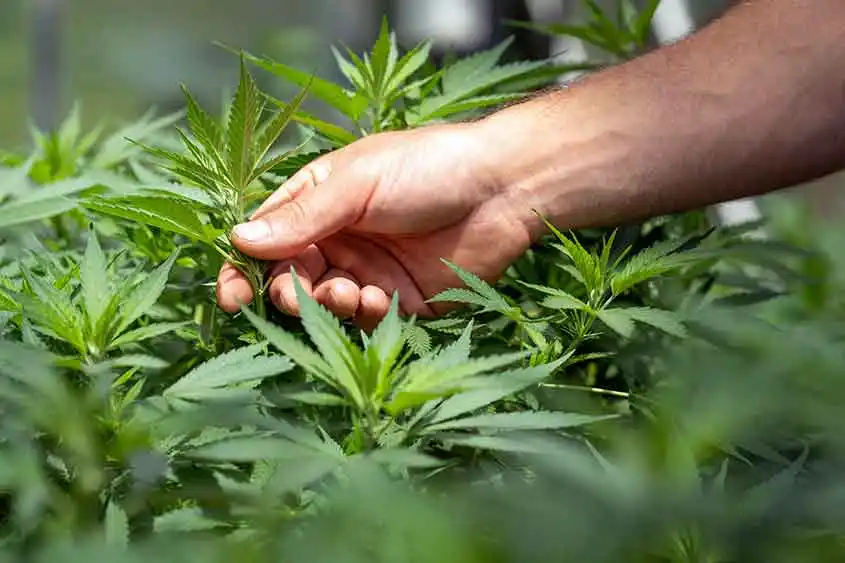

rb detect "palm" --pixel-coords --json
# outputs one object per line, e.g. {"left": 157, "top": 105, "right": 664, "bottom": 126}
{"left": 216, "top": 124, "right": 533, "bottom": 328}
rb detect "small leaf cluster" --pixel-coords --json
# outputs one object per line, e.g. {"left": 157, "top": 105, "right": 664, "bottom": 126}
{"left": 240, "top": 17, "right": 575, "bottom": 148}
{"left": 508, "top": 0, "right": 661, "bottom": 62}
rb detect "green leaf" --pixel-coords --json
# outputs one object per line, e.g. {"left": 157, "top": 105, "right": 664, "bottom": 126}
{"left": 424, "top": 410, "right": 616, "bottom": 433}
{"left": 80, "top": 228, "right": 110, "bottom": 328}
{"left": 82, "top": 194, "right": 210, "bottom": 242}
{"left": 290, "top": 110, "right": 357, "bottom": 146}
{"left": 430, "top": 358, "right": 565, "bottom": 424}
{"left": 227, "top": 56, "right": 265, "bottom": 190}
{"left": 369, "top": 16, "right": 397, "bottom": 94}
{"left": 596, "top": 308, "right": 636, "bottom": 338}
{"left": 427, "top": 288, "right": 499, "bottom": 311}
{"left": 18, "top": 270, "right": 85, "bottom": 352}
{"left": 291, "top": 270, "right": 368, "bottom": 407}
{"left": 385, "top": 40, "right": 433, "bottom": 97}
{"left": 419, "top": 93, "right": 526, "bottom": 121}
{"left": 264, "top": 149, "right": 331, "bottom": 179}
{"left": 254, "top": 86, "right": 310, "bottom": 170}
{"left": 239, "top": 50, "right": 369, "bottom": 120}
{"left": 620, "top": 306, "right": 687, "bottom": 338}
{"left": 410, "top": 39, "right": 547, "bottom": 124}
{"left": 0, "top": 196, "right": 77, "bottom": 230}
{"left": 389, "top": 349, "right": 529, "bottom": 414}
{"left": 366, "top": 293, "right": 406, "bottom": 397}
{"left": 610, "top": 237, "right": 698, "bottom": 295}
{"left": 117, "top": 251, "right": 179, "bottom": 334}
{"left": 104, "top": 500, "right": 129, "bottom": 548}
{"left": 108, "top": 321, "right": 189, "bottom": 350}
{"left": 180, "top": 84, "right": 225, "bottom": 167}
{"left": 241, "top": 306, "right": 340, "bottom": 395}
{"left": 164, "top": 344, "right": 293, "bottom": 401}
{"left": 283, "top": 391, "right": 349, "bottom": 407}
{"left": 518, "top": 282, "right": 588, "bottom": 311}
{"left": 184, "top": 434, "right": 332, "bottom": 463}
{"left": 431, "top": 260, "right": 512, "bottom": 314}
{"left": 542, "top": 219, "right": 602, "bottom": 290}
{"left": 635, "top": 0, "right": 662, "bottom": 44}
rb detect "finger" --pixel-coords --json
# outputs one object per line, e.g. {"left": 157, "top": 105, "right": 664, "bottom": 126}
{"left": 319, "top": 236, "right": 434, "bottom": 317}
{"left": 231, "top": 164, "right": 370, "bottom": 261}
{"left": 267, "top": 245, "right": 328, "bottom": 316}
{"left": 313, "top": 269, "right": 361, "bottom": 320}
{"left": 250, "top": 159, "right": 332, "bottom": 220}
{"left": 216, "top": 262, "right": 254, "bottom": 313}
{"left": 354, "top": 285, "right": 391, "bottom": 332}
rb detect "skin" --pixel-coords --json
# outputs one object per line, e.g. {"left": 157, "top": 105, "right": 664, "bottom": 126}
{"left": 217, "top": 0, "right": 845, "bottom": 330}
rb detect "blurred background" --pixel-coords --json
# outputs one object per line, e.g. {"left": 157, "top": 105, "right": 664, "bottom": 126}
{"left": 1, "top": 0, "right": 842, "bottom": 219}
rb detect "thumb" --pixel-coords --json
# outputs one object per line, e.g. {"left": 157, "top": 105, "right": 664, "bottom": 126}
{"left": 230, "top": 168, "right": 369, "bottom": 261}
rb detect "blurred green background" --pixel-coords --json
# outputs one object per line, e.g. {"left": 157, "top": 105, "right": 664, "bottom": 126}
{"left": 0, "top": 0, "right": 344, "bottom": 149}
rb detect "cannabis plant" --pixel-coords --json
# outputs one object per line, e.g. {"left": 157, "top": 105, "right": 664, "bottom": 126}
{"left": 238, "top": 17, "right": 573, "bottom": 149}
{"left": 81, "top": 59, "right": 308, "bottom": 317}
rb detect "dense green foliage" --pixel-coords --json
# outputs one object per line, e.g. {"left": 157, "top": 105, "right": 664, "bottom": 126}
{"left": 0, "top": 4, "right": 843, "bottom": 562}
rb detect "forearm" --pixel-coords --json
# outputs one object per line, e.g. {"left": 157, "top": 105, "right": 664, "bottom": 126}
{"left": 478, "top": 0, "right": 845, "bottom": 238}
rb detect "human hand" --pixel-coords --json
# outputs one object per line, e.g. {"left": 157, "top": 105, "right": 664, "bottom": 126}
{"left": 215, "top": 121, "right": 536, "bottom": 330}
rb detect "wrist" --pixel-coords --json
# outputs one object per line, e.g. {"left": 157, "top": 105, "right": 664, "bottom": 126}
{"left": 471, "top": 87, "right": 627, "bottom": 242}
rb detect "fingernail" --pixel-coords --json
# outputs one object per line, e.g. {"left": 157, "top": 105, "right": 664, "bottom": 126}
{"left": 232, "top": 220, "right": 270, "bottom": 242}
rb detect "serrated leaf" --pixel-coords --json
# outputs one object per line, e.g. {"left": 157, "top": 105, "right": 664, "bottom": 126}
{"left": 596, "top": 308, "right": 636, "bottom": 338}
{"left": 427, "top": 288, "right": 499, "bottom": 310}
{"left": 425, "top": 410, "right": 615, "bottom": 434}
{"left": 239, "top": 50, "right": 369, "bottom": 120}
{"left": 18, "top": 271, "right": 85, "bottom": 352}
{"left": 369, "top": 17, "right": 397, "bottom": 95}
{"left": 430, "top": 358, "right": 565, "bottom": 424}
{"left": 116, "top": 251, "right": 179, "bottom": 334}
{"left": 165, "top": 344, "right": 292, "bottom": 400}
{"left": 611, "top": 239, "right": 696, "bottom": 294}
{"left": 389, "top": 349, "right": 529, "bottom": 414}
{"left": 180, "top": 84, "right": 226, "bottom": 169}
{"left": 410, "top": 39, "right": 547, "bottom": 124}
{"left": 227, "top": 57, "right": 265, "bottom": 190}
{"left": 255, "top": 86, "right": 310, "bottom": 170}
{"left": 366, "top": 293, "right": 406, "bottom": 396}
{"left": 241, "top": 306, "right": 340, "bottom": 395}
{"left": 290, "top": 269, "right": 367, "bottom": 408}
{"left": 434, "top": 260, "right": 512, "bottom": 313}
{"left": 82, "top": 195, "right": 209, "bottom": 242}
{"left": 80, "top": 228, "right": 110, "bottom": 327}
{"left": 385, "top": 40, "right": 433, "bottom": 98}
{"left": 518, "top": 282, "right": 588, "bottom": 311}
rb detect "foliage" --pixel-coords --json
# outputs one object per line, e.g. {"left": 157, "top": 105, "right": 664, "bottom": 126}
{"left": 0, "top": 3, "right": 840, "bottom": 562}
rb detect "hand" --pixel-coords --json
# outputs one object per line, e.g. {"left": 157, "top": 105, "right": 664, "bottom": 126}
{"left": 215, "top": 121, "right": 535, "bottom": 330}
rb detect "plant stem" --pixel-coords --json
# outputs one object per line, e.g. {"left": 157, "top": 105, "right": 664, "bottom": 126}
{"left": 254, "top": 291, "right": 266, "bottom": 319}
